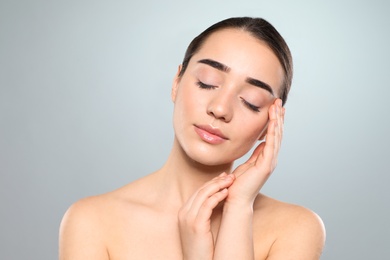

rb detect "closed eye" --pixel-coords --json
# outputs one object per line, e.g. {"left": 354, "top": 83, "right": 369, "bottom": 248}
{"left": 196, "top": 81, "right": 217, "bottom": 90}
{"left": 241, "top": 98, "right": 260, "bottom": 112}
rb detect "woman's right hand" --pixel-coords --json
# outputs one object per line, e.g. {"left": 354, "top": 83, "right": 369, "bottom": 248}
{"left": 178, "top": 172, "right": 234, "bottom": 260}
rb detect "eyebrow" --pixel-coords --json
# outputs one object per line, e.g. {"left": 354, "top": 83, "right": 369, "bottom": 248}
{"left": 198, "top": 59, "right": 230, "bottom": 72}
{"left": 246, "top": 77, "right": 274, "bottom": 96}
{"left": 197, "top": 58, "right": 274, "bottom": 96}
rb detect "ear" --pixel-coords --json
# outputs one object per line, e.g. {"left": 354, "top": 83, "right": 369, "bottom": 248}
{"left": 171, "top": 65, "right": 182, "bottom": 103}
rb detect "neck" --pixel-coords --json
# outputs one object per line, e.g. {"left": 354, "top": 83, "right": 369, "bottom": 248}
{"left": 155, "top": 137, "right": 233, "bottom": 207}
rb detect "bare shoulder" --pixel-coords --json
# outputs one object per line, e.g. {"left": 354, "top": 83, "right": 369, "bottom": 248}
{"left": 253, "top": 194, "right": 326, "bottom": 260}
{"left": 59, "top": 176, "right": 154, "bottom": 260}
{"left": 59, "top": 194, "right": 112, "bottom": 260}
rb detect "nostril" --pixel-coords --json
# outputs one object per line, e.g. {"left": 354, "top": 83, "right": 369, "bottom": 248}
{"left": 209, "top": 110, "right": 226, "bottom": 121}
{"left": 207, "top": 102, "right": 231, "bottom": 122}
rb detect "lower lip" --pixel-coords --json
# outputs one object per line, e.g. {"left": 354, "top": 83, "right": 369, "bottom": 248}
{"left": 194, "top": 126, "right": 227, "bottom": 144}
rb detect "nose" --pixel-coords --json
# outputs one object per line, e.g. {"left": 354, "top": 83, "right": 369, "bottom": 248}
{"left": 207, "top": 90, "right": 233, "bottom": 122}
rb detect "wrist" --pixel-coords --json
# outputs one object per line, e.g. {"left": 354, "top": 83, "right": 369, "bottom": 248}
{"left": 223, "top": 200, "right": 254, "bottom": 214}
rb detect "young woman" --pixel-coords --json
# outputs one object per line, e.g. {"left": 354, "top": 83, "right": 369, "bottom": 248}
{"left": 59, "top": 17, "right": 325, "bottom": 259}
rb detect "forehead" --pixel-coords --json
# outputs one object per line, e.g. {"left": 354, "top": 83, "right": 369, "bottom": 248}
{"left": 191, "top": 29, "right": 284, "bottom": 94}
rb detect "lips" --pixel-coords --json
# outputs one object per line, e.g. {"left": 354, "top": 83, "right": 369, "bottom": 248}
{"left": 194, "top": 124, "right": 228, "bottom": 144}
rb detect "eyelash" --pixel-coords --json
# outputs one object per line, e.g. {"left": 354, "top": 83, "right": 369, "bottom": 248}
{"left": 196, "top": 81, "right": 260, "bottom": 113}
{"left": 241, "top": 98, "right": 260, "bottom": 112}
{"left": 196, "top": 81, "right": 216, "bottom": 90}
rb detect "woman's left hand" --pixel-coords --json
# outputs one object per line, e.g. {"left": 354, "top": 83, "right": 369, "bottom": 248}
{"left": 226, "top": 99, "right": 285, "bottom": 206}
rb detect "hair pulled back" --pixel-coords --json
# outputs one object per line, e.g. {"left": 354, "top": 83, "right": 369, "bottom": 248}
{"left": 179, "top": 17, "right": 293, "bottom": 106}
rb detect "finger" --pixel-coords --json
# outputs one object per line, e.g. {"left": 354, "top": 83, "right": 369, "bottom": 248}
{"left": 272, "top": 101, "right": 281, "bottom": 154}
{"left": 248, "top": 142, "right": 265, "bottom": 164}
{"left": 185, "top": 175, "right": 234, "bottom": 216}
{"left": 233, "top": 142, "right": 265, "bottom": 178}
{"left": 182, "top": 172, "right": 227, "bottom": 211}
{"left": 262, "top": 99, "right": 284, "bottom": 168}
{"left": 276, "top": 100, "right": 284, "bottom": 153}
{"left": 277, "top": 100, "right": 284, "bottom": 147}
{"left": 255, "top": 102, "right": 279, "bottom": 170}
{"left": 195, "top": 188, "right": 228, "bottom": 223}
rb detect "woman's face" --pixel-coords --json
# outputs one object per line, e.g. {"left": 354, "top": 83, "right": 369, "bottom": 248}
{"left": 172, "top": 28, "right": 284, "bottom": 166}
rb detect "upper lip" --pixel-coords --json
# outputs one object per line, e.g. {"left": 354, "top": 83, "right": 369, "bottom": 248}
{"left": 195, "top": 124, "right": 228, "bottom": 140}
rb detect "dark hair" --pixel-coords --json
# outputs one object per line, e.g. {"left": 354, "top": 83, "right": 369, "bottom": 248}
{"left": 178, "top": 17, "right": 293, "bottom": 106}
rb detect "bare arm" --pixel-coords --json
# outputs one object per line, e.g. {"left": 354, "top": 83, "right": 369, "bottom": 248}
{"left": 178, "top": 173, "right": 234, "bottom": 260}
{"left": 214, "top": 202, "right": 255, "bottom": 259}
{"left": 214, "top": 99, "right": 325, "bottom": 259}
{"left": 216, "top": 200, "right": 326, "bottom": 260}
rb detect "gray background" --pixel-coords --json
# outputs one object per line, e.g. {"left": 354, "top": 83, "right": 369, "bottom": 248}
{"left": 1, "top": 0, "right": 389, "bottom": 259}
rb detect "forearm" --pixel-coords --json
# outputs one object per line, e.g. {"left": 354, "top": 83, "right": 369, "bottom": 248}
{"left": 178, "top": 173, "right": 234, "bottom": 260}
{"left": 213, "top": 202, "right": 255, "bottom": 260}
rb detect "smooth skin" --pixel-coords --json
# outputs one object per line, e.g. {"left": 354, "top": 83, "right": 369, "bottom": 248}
{"left": 59, "top": 29, "right": 325, "bottom": 260}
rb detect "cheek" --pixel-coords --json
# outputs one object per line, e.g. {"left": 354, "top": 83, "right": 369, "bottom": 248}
{"left": 173, "top": 84, "right": 204, "bottom": 129}
{"left": 242, "top": 124, "right": 266, "bottom": 146}
{"left": 236, "top": 115, "right": 268, "bottom": 146}
{"left": 240, "top": 108, "right": 269, "bottom": 134}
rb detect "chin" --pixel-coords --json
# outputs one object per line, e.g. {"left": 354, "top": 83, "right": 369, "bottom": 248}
{"left": 192, "top": 155, "right": 233, "bottom": 167}
{"left": 183, "top": 145, "right": 245, "bottom": 168}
